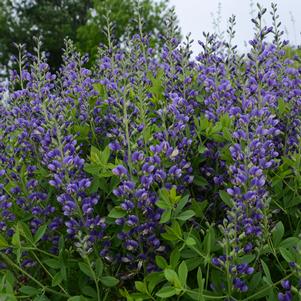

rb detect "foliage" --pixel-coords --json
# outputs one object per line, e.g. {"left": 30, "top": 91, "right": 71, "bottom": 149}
{"left": 76, "top": 0, "right": 171, "bottom": 63}
{"left": 1, "top": 3, "right": 301, "bottom": 301}
{"left": 0, "top": 0, "right": 171, "bottom": 74}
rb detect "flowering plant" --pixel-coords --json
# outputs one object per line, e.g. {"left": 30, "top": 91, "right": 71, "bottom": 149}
{"left": 1, "top": 3, "right": 301, "bottom": 301}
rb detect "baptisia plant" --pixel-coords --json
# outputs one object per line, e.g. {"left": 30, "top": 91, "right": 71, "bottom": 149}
{"left": 1, "top": 3, "right": 301, "bottom": 301}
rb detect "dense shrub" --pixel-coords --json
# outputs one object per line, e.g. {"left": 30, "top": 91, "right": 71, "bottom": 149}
{"left": 1, "top": 4, "right": 301, "bottom": 301}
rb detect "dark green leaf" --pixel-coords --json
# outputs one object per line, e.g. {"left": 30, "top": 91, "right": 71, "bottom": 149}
{"left": 43, "top": 259, "right": 61, "bottom": 269}
{"left": 156, "top": 286, "right": 177, "bottom": 298}
{"left": 261, "top": 260, "right": 272, "bottom": 284}
{"left": 100, "top": 276, "right": 119, "bottom": 287}
{"left": 170, "top": 248, "right": 180, "bottom": 269}
{"left": 67, "top": 296, "right": 87, "bottom": 301}
{"left": 0, "top": 234, "right": 8, "bottom": 248}
{"left": 51, "top": 272, "right": 64, "bottom": 287}
{"left": 19, "top": 286, "right": 40, "bottom": 296}
{"left": 176, "top": 210, "right": 195, "bottom": 221}
{"left": 178, "top": 261, "right": 188, "bottom": 287}
{"left": 280, "top": 237, "right": 299, "bottom": 248}
{"left": 34, "top": 224, "right": 48, "bottom": 244}
{"left": 279, "top": 247, "right": 294, "bottom": 262}
{"left": 78, "top": 262, "right": 93, "bottom": 278}
{"left": 108, "top": 207, "right": 126, "bottom": 219}
{"left": 272, "top": 221, "right": 284, "bottom": 247}
{"left": 81, "top": 286, "right": 97, "bottom": 298}
{"left": 156, "top": 256, "right": 168, "bottom": 269}
{"left": 160, "top": 209, "right": 171, "bottom": 223}
{"left": 135, "top": 281, "right": 147, "bottom": 293}
{"left": 219, "top": 190, "right": 233, "bottom": 207}
{"left": 191, "top": 200, "right": 208, "bottom": 218}
{"left": 95, "top": 258, "right": 103, "bottom": 278}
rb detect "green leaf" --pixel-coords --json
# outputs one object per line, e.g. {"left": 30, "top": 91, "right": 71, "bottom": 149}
{"left": 156, "top": 256, "right": 168, "bottom": 269}
{"left": 73, "top": 125, "right": 90, "bottom": 140}
{"left": 43, "top": 259, "right": 61, "bottom": 269}
{"left": 186, "top": 291, "right": 205, "bottom": 301}
{"left": 185, "top": 257, "right": 203, "bottom": 271}
{"left": 160, "top": 209, "right": 171, "bottom": 223}
{"left": 193, "top": 176, "right": 208, "bottom": 187}
{"left": 58, "top": 235, "right": 65, "bottom": 254}
{"left": 34, "top": 224, "right": 48, "bottom": 244}
{"left": 61, "top": 265, "right": 67, "bottom": 281}
{"left": 135, "top": 281, "right": 147, "bottom": 293}
{"left": 156, "top": 199, "right": 172, "bottom": 209}
{"left": 93, "top": 83, "right": 107, "bottom": 98}
{"left": 101, "top": 146, "right": 110, "bottom": 164}
{"left": 148, "top": 69, "right": 164, "bottom": 100}
{"left": 261, "top": 260, "right": 272, "bottom": 284}
{"left": 0, "top": 234, "right": 9, "bottom": 248}
{"left": 81, "top": 286, "right": 97, "bottom": 298}
{"left": 278, "top": 98, "right": 290, "bottom": 115}
{"left": 161, "top": 229, "right": 178, "bottom": 241}
{"left": 174, "top": 195, "right": 190, "bottom": 215}
{"left": 272, "top": 221, "right": 284, "bottom": 247}
{"left": 12, "top": 225, "right": 21, "bottom": 248}
{"left": 170, "top": 249, "right": 180, "bottom": 269}
{"left": 33, "top": 295, "right": 50, "bottom": 301}
{"left": 78, "top": 262, "right": 93, "bottom": 278}
{"left": 197, "top": 145, "right": 207, "bottom": 154}
{"left": 146, "top": 272, "right": 165, "bottom": 294}
{"left": 219, "top": 190, "right": 233, "bottom": 207}
{"left": 108, "top": 207, "right": 126, "bottom": 219}
{"left": 237, "top": 255, "right": 256, "bottom": 264}
{"left": 90, "top": 146, "right": 102, "bottom": 163}
{"left": 197, "top": 267, "right": 204, "bottom": 289}
{"left": 100, "top": 276, "right": 119, "bottom": 287}
{"left": 279, "top": 247, "right": 294, "bottom": 262}
{"left": 95, "top": 258, "right": 103, "bottom": 278}
{"left": 84, "top": 163, "right": 101, "bottom": 176}
{"left": 164, "top": 269, "right": 181, "bottom": 288}
{"left": 185, "top": 237, "right": 196, "bottom": 246}
{"left": 170, "top": 187, "right": 177, "bottom": 203}
{"left": 156, "top": 286, "right": 177, "bottom": 298}
{"left": 0, "top": 294, "right": 18, "bottom": 301}
{"left": 178, "top": 261, "right": 188, "bottom": 287}
{"left": 204, "top": 227, "right": 215, "bottom": 254}
{"left": 171, "top": 221, "right": 182, "bottom": 239}
{"left": 19, "top": 222, "right": 33, "bottom": 243}
{"left": 19, "top": 286, "right": 40, "bottom": 296}
{"left": 249, "top": 272, "right": 262, "bottom": 290}
{"left": 51, "top": 272, "right": 64, "bottom": 287}
{"left": 163, "top": 269, "right": 177, "bottom": 282}
{"left": 67, "top": 296, "right": 87, "bottom": 301}
{"left": 176, "top": 210, "right": 195, "bottom": 221}
{"left": 280, "top": 237, "right": 299, "bottom": 248}
{"left": 191, "top": 200, "right": 208, "bottom": 218}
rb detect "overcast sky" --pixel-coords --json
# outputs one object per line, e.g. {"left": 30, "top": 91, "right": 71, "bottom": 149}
{"left": 163, "top": 0, "right": 301, "bottom": 53}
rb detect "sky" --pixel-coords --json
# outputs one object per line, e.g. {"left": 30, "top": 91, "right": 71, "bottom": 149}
{"left": 163, "top": 0, "right": 301, "bottom": 53}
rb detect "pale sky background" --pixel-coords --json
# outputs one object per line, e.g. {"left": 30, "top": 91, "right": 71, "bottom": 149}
{"left": 162, "top": 0, "right": 301, "bottom": 53}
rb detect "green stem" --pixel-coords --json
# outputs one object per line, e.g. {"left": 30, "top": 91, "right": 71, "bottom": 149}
{"left": 86, "top": 256, "right": 101, "bottom": 301}
{"left": 185, "top": 289, "right": 228, "bottom": 299}
{"left": 243, "top": 272, "right": 294, "bottom": 301}
{"left": 0, "top": 253, "right": 69, "bottom": 298}
{"left": 30, "top": 251, "right": 70, "bottom": 297}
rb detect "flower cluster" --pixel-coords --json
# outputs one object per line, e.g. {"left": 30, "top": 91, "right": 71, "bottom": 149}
{"left": 1, "top": 5, "right": 301, "bottom": 301}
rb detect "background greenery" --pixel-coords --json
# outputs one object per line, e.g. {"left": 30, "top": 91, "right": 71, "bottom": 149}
{"left": 0, "top": 0, "right": 170, "bottom": 74}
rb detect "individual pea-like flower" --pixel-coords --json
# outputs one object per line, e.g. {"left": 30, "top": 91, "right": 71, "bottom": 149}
{"left": 112, "top": 165, "right": 128, "bottom": 176}
{"left": 278, "top": 292, "right": 292, "bottom": 301}
{"left": 233, "top": 278, "right": 248, "bottom": 292}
